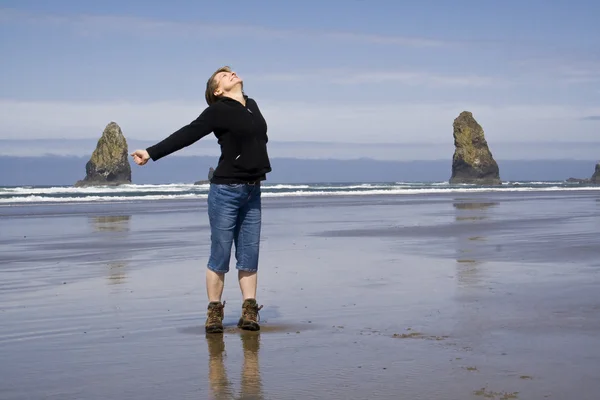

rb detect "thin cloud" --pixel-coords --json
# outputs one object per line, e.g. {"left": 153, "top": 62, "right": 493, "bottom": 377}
{"left": 250, "top": 70, "right": 498, "bottom": 87}
{"left": 1, "top": 99, "right": 599, "bottom": 145}
{"left": 324, "top": 31, "right": 443, "bottom": 47}
{"left": 0, "top": 8, "right": 448, "bottom": 48}
{"left": 516, "top": 57, "right": 600, "bottom": 85}
{"left": 556, "top": 61, "right": 600, "bottom": 84}
{"left": 582, "top": 116, "right": 600, "bottom": 121}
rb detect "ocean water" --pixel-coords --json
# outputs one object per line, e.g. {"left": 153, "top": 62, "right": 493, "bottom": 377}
{"left": 1, "top": 181, "right": 599, "bottom": 204}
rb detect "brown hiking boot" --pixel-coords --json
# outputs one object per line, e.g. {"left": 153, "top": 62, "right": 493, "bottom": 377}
{"left": 205, "top": 301, "right": 225, "bottom": 333}
{"left": 238, "top": 299, "right": 263, "bottom": 331}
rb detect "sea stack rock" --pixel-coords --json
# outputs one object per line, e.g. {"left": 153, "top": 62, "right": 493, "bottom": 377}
{"left": 449, "top": 111, "right": 501, "bottom": 185}
{"left": 194, "top": 167, "right": 215, "bottom": 185}
{"left": 591, "top": 162, "right": 600, "bottom": 184}
{"left": 75, "top": 122, "right": 132, "bottom": 187}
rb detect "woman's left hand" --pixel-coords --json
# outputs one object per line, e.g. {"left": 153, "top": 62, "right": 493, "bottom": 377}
{"left": 130, "top": 149, "right": 150, "bottom": 166}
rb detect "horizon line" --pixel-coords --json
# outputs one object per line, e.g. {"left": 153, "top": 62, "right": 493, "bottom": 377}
{"left": 0, "top": 154, "right": 598, "bottom": 163}
{"left": 2, "top": 138, "right": 600, "bottom": 146}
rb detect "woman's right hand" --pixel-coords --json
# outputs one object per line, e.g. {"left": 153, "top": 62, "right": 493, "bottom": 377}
{"left": 131, "top": 149, "right": 150, "bottom": 166}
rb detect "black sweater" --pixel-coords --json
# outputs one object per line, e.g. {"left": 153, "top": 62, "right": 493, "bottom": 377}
{"left": 146, "top": 96, "right": 271, "bottom": 184}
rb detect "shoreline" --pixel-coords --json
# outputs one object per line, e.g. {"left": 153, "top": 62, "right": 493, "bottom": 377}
{"left": 1, "top": 180, "right": 600, "bottom": 208}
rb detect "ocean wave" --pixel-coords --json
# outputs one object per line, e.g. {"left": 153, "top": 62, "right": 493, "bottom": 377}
{"left": 0, "top": 183, "right": 202, "bottom": 195}
{"left": 0, "top": 182, "right": 396, "bottom": 195}
{"left": 264, "top": 184, "right": 311, "bottom": 190}
{"left": 263, "top": 186, "right": 600, "bottom": 196}
{"left": 1, "top": 185, "right": 599, "bottom": 204}
{"left": 0, "top": 193, "right": 204, "bottom": 203}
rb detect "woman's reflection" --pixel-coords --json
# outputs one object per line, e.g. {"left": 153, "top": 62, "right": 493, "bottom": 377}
{"left": 206, "top": 333, "right": 233, "bottom": 399}
{"left": 240, "top": 332, "right": 263, "bottom": 399}
{"left": 206, "top": 332, "right": 263, "bottom": 400}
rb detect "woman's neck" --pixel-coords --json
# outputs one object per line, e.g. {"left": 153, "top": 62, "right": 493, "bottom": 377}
{"left": 223, "top": 89, "right": 246, "bottom": 106}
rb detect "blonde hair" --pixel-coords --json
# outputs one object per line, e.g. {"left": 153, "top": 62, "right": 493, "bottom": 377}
{"left": 205, "top": 66, "right": 244, "bottom": 106}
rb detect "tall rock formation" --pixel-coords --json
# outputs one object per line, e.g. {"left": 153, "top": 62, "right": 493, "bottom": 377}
{"left": 591, "top": 162, "right": 600, "bottom": 184}
{"left": 75, "top": 122, "right": 132, "bottom": 187}
{"left": 449, "top": 111, "right": 501, "bottom": 185}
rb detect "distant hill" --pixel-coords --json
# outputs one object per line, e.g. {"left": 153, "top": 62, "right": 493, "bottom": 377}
{"left": 0, "top": 155, "right": 596, "bottom": 186}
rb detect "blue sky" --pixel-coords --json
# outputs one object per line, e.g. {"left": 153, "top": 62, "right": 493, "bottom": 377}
{"left": 1, "top": 0, "right": 599, "bottom": 159}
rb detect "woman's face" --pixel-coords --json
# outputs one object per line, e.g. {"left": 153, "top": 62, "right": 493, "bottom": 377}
{"left": 213, "top": 70, "right": 243, "bottom": 96}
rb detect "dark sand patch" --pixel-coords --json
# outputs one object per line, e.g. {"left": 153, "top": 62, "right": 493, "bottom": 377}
{"left": 392, "top": 331, "right": 450, "bottom": 341}
{"left": 473, "top": 387, "right": 519, "bottom": 399}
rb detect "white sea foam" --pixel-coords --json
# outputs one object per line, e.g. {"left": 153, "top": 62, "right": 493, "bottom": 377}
{"left": 0, "top": 183, "right": 201, "bottom": 195}
{"left": 0, "top": 182, "right": 393, "bottom": 194}
{"left": 0, "top": 193, "right": 204, "bottom": 203}
{"left": 1, "top": 184, "right": 598, "bottom": 204}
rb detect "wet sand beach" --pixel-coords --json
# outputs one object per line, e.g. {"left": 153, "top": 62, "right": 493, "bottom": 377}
{"left": 1, "top": 190, "right": 599, "bottom": 399}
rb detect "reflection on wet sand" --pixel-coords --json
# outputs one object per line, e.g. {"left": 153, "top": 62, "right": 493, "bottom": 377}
{"left": 207, "top": 334, "right": 232, "bottom": 399}
{"left": 107, "top": 262, "right": 127, "bottom": 285}
{"left": 453, "top": 201, "right": 499, "bottom": 210}
{"left": 240, "top": 333, "right": 263, "bottom": 400}
{"left": 206, "top": 333, "right": 263, "bottom": 400}
{"left": 89, "top": 215, "right": 131, "bottom": 232}
{"left": 453, "top": 201, "right": 498, "bottom": 221}
{"left": 453, "top": 201, "right": 497, "bottom": 285}
{"left": 455, "top": 215, "right": 486, "bottom": 221}
{"left": 88, "top": 215, "right": 132, "bottom": 287}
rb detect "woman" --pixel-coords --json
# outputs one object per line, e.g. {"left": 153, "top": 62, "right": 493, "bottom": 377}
{"left": 131, "top": 66, "right": 271, "bottom": 333}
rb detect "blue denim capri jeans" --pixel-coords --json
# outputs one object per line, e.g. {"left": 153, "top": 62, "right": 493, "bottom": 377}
{"left": 206, "top": 182, "right": 262, "bottom": 273}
